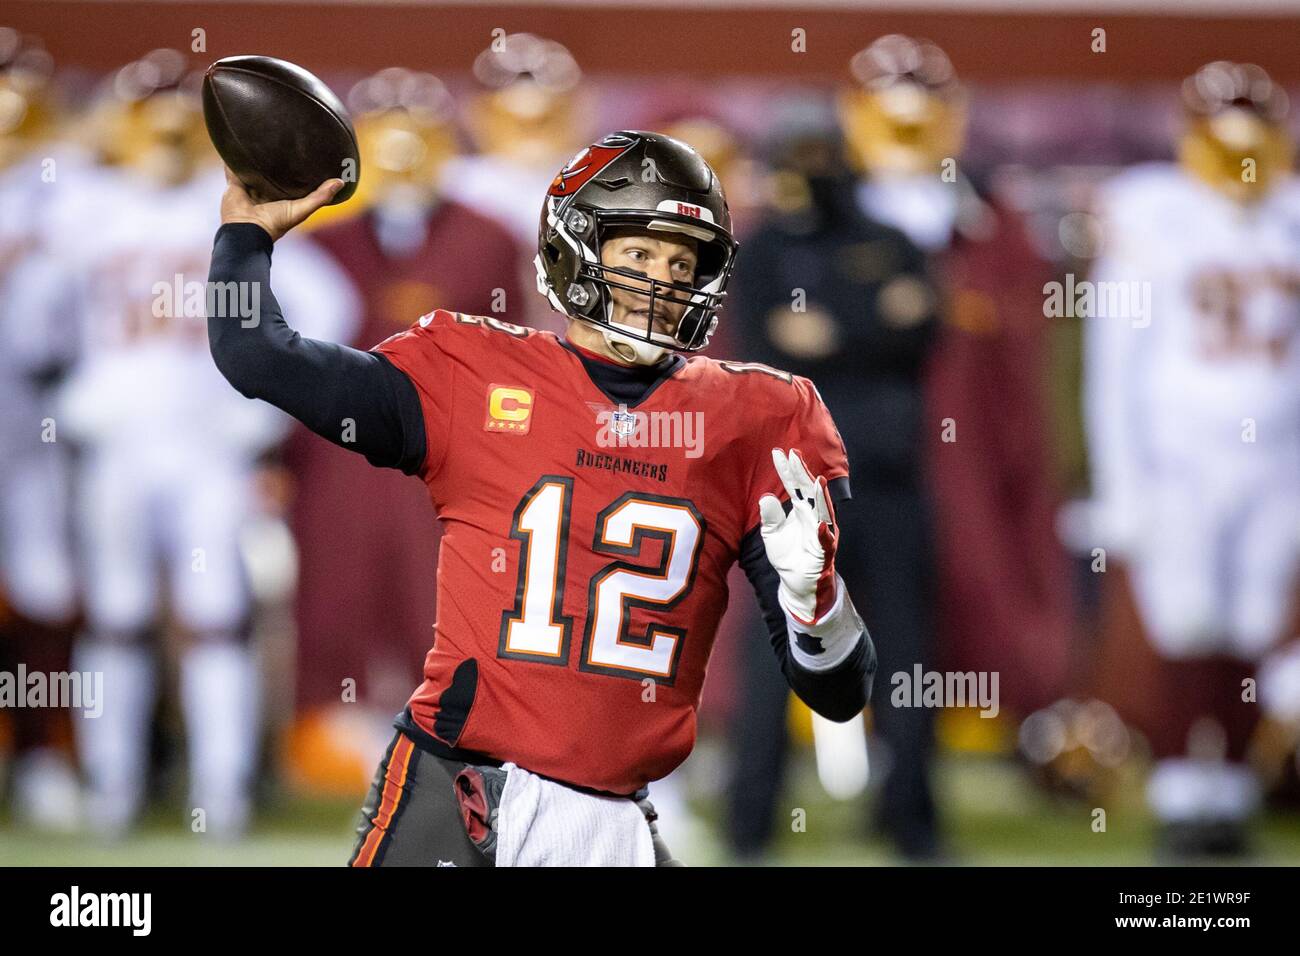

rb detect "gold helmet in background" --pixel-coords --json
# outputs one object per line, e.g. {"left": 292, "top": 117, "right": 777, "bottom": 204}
{"left": 1178, "top": 61, "right": 1292, "bottom": 202}
{"left": 298, "top": 67, "right": 457, "bottom": 232}
{"left": 661, "top": 115, "right": 742, "bottom": 187}
{"left": 350, "top": 68, "right": 457, "bottom": 207}
{"left": 659, "top": 113, "right": 764, "bottom": 230}
{"left": 466, "top": 32, "right": 583, "bottom": 168}
{"left": 82, "top": 48, "right": 210, "bottom": 182}
{"left": 839, "top": 34, "right": 967, "bottom": 176}
{"left": 0, "top": 28, "right": 57, "bottom": 170}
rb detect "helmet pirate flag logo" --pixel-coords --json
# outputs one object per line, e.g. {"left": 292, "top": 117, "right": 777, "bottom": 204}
{"left": 548, "top": 133, "right": 638, "bottom": 196}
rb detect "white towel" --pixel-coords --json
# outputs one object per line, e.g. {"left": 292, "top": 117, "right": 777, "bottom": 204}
{"left": 494, "top": 763, "right": 656, "bottom": 867}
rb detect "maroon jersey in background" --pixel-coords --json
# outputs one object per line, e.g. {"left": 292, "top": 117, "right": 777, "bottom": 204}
{"left": 374, "top": 309, "right": 848, "bottom": 795}
{"left": 287, "top": 204, "right": 524, "bottom": 711}
{"left": 925, "top": 201, "right": 1073, "bottom": 716}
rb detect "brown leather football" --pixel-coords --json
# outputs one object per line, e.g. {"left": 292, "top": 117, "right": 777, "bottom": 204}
{"left": 202, "top": 55, "right": 359, "bottom": 205}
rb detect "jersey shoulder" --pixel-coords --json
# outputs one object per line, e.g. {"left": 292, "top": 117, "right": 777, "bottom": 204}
{"left": 373, "top": 307, "right": 555, "bottom": 373}
{"left": 1096, "top": 162, "right": 1188, "bottom": 221}
{"left": 682, "top": 355, "right": 830, "bottom": 436}
{"left": 1098, "top": 161, "right": 1184, "bottom": 199}
{"left": 1264, "top": 174, "right": 1300, "bottom": 222}
{"left": 680, "top": 356, "right": 849, "bottom": 504}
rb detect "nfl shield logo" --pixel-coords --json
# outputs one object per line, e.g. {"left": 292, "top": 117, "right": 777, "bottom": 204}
{"left": 610, "top": 407, "right": 639, "bottom": 441}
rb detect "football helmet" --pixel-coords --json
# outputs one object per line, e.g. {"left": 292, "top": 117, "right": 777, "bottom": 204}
{"left": 839, "top": 34, "right": 967, "bottom": 175}
{"left": 84, "top": 49, "right": 209, "bottom": 182}
{"left": 535, "top": 130, "right": 738, "bottom": 359}
{"left": 1177, "top": 60, "right": 1292, "bottom": 202}
{"left": 345, "top": 68, "right": 457, "bottom": 212}
{"left": 0, "top": 29, "right": 56, "bottom": 170}
{"left": 468, "top": 32, "right": 582, "bottom": 168}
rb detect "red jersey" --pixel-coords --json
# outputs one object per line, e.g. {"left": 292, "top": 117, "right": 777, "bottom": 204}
{"left": 374, "top": 308, "right": 848, "bottom": 794}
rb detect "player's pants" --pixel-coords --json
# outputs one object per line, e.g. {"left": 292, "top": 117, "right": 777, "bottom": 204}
{"left": 349, "top": 731, "right": 678, "bottom": 867}
{"left": 77, "top": 448, "right": 252, "bottom": 636}
{"left": 0, "top": 430, "right": 76, "bottom": 625}
{"left": 1125, "top": 436, "right": 1300, "bottom": 660}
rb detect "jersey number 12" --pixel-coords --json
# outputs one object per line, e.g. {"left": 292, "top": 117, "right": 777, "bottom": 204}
{"left": 498, "top": 476, "right": 704, "bottom": 683}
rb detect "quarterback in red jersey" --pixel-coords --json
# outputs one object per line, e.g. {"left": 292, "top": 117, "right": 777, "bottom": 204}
{"left": 209, "top": 131, "right": 875, "bottom": 866}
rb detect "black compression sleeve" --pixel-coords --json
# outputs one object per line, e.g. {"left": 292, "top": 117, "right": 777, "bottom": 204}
{"left": 207, "top": 222, "right": 427, "bottom": 474}
{"left": 737, "top": 481, "right": 875, "bottom": 721}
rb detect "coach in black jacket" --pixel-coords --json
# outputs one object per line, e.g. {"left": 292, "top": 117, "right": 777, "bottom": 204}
{"left": 728, "top": 133, "right": 942, "bottom": 861}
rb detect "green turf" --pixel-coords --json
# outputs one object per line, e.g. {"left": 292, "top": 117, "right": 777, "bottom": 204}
{"left": 685, "top": 754, "right": 1300, "bottom": 866}
{"left": 4, "top": 754, "right": 1300, "bottom": 866}
{"left": 0, "top": 793, "right": 359, "bottom": 866}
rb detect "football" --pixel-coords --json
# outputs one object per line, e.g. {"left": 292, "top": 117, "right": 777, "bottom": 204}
{"left": 202, "top": 54, "right": 359, "bottom": 205}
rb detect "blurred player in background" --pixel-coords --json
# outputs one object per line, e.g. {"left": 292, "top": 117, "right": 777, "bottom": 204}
{"left": 730, "top": 94, "right": 940, "bottom": 859}
{"left": 1086, "top": 60, "right": 1300, "bottom": 856}
{"left": 280, "top": 68, "right": 522, "bottom": 788}
{"left": 443, "top": 32, "right": 583, "bottom": 242}
{"left": 0, "top": 28, "right": 80, "bottom": 831}
{"left": 58, "top": 50, "right": 352, "bottom": 838}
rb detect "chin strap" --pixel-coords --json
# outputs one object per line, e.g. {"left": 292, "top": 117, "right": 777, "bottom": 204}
{"left": 602, "top": 324, "right": 669, "bottom": 366}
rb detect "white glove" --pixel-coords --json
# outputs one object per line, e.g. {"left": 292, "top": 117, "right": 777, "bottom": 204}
{"left": 759, "top": 448, "right": 862, "bottom": 670}
{"left": 758, "top": 448, "right": 843, "bottom": 626}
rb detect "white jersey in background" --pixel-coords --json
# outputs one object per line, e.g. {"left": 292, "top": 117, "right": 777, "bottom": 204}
{"left": 49, "top": 162, "right": 357, "bottom": 632}
{"left": 0, "top": 152, "right": 81, "bottom": 626}
{"left": 1086, "top": 162, "right": 1300, "bottom": 659}
{"left": 438, "top": 152, "right": 558, "bottom": 246}
{"left": 51, "top": 165, "right": 357, "bottom": 449}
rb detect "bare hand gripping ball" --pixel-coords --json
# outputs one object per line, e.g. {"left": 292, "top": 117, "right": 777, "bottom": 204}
{"left": 202, "top": 55, "right": 360, "bottom": 204}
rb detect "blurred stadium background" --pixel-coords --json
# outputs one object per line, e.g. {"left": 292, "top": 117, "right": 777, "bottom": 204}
{"left": 3, "top": 0, "right": 1300, "bottom": 865}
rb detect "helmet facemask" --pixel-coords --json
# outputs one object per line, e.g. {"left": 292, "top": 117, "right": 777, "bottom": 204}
{"left": 538, "top": 202, "right": 735, "bottom": 359}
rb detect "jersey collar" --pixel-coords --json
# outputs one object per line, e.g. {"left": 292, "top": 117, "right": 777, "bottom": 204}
{"left": 560, "top": 339, "right": 685, "bottom": 409}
